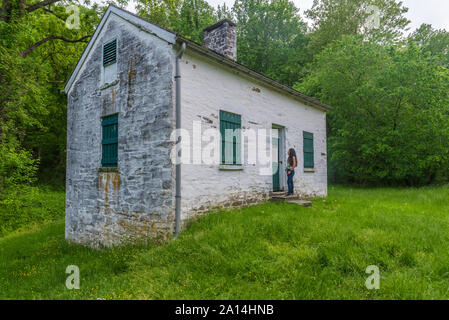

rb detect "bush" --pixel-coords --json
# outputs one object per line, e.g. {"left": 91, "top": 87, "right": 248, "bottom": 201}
{"left": 0, "top": 139, "right": 39, "bottom": 191}
{"left": 0, "top": 185, "right": 65, "bottom": 236}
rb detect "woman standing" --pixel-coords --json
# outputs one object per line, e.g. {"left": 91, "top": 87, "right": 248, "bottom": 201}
{"left": 287, "top": 148, "right": 297, "bottom": 196}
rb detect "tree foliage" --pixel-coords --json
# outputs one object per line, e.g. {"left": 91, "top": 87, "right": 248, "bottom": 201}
{"left": 0, "top": 1, "right": 112, "bottom": 188}
{"left": 232, "top": 0, "right": 308, "bottom": 86}
{"left": 306, "top": 0, "right": 410, "bottom": 56}
{"left": 0, "top": 0, "right": 448, "bottom": 189}
{"left": 409, "top": 23, "right": 449, "bottom": 67}
{"left": 136, "top": 0, "right": 217, "bottom": 43}
{"left": 297, "top": 36, "right": 449, "bottom": 185}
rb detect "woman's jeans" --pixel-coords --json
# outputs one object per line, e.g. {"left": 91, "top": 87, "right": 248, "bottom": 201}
{"left": 287, "top": 170, "right": 295, "bottom": 195}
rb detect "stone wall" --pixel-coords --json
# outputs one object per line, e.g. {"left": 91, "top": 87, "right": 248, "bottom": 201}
{"left": 179, "top": 51, "right": 328, "bottom": 222}
{"left": 65, "top": 14, "right": 176, "bottom": 247}
{"left": 203, "top": 19, "right": 237, "bottom": 61}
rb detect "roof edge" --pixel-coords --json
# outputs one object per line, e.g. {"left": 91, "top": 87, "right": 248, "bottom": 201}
{"left": 203, "top": 19, "right": 237, "bottom": 32}
{"left": 178, "top": 37, "right": 331, "bottom": 112}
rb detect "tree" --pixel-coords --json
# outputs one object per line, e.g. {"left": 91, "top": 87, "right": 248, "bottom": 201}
{"left": 233, "top": 0, "right": 308, "bottom": 86}
{"left": 297, "top": 35, "right": 449, "bottom": 185}
{"left": 306, "top": 0, "right": 410, "bottom": 57}
{"left": 216, "top": 2, "right": 232, "bottom": 20}
{"left": 409, "top": 23, "right": 449, "bottom": 67}
{"left": 173, "top": 0, "right": 217, "bottom": 42}
{"left": 135, "top": 0, "right": 181, "bottom": 28}
{"left": 136, "top": 0, "right": 217, "bottom": 43}
{"left": 0, "top": 1, "right": 116, "bottom": 187}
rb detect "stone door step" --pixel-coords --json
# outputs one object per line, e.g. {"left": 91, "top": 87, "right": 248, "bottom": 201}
{"left": 286, "top": 199, "right": 312, "bottom": 207}
{"left": 271, "top": 194, "right": 300, "bottom": 201}
{"left": 270, "top": 191, "right": 312, "bottom": 207}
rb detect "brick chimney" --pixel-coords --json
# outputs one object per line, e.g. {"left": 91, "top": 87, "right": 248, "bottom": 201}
{"left": 203, "top": 19, "right": 237, "bottom": 61}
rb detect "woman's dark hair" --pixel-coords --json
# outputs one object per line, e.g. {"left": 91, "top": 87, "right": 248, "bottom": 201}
{"left": 288, "top": 148, "right": 297, "bottom": 166}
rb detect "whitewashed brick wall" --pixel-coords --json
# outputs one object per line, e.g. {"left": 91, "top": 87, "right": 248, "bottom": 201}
{"left": 180, "top": 51, "right": 328, "bottom": 220}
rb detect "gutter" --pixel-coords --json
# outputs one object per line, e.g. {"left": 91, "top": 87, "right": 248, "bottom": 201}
{"left": 174, "top": 42, "right": 186, "bottom": 239}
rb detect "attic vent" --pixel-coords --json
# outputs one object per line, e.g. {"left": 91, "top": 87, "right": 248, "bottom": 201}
{"left": 103, "top": 39, "right": 117, "bottom": 67}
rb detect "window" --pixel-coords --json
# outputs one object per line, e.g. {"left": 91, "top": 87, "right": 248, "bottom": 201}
{"left": 102, "top": 114, "right": 118, "bottom": 167}
{"left": 103, "top": 39, "right": 117, "bottom": 67}
{"left": 220, "top": 110, "right": 241, "bottom": 165}
{"left": 303, "top": 131, "right": 314, "bottom": 169}
{"left": 103, "top": 39, "right": 117, "bottom": 85}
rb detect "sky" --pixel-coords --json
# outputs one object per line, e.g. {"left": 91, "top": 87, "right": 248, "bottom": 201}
{"left": 191, "top": 0, "right": 449, "bottom": 33}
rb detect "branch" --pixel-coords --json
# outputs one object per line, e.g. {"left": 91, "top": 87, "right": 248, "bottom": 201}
{"left": 43, "top": 7, "right": 66, "bottom": 22}
{"left": 26, "top": 0, "right": 61, "bottom": 13}
{"left": 20, "top": 35, "right": 91, "bottom": 57}
{"left": 392, "top": 93, "right": 405, "bottom": 131}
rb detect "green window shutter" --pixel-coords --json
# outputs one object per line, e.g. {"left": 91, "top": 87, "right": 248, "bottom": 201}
{"left": 220, "top": 110, "right": 242, "bottom": 165}
{"left": 303, "top": 131, "right": 314, "bottom": 169}
{"left": 102, "top": 114, "right": 118, "bottom": 167}
{"left": 103, "top": 39, "right": 117, "bottom": 67}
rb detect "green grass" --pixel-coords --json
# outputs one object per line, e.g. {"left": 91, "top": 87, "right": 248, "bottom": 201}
{"left": 1, "top": 185, "right": 449, "bottom": 299}
{"left": 0, "top": 185, "right": 65, "bottom": 237}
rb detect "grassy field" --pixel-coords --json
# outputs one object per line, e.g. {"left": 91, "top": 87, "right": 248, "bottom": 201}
{"left": 1, "top": 185, "right": 449, "bottom": 299}
{"left": 0, "top": 185, "right": 65, "bottom": 237}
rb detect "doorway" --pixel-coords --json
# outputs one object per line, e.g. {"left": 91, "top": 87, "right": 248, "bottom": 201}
{"left": 272, "top": 125, "right": 285, "bottom": 192}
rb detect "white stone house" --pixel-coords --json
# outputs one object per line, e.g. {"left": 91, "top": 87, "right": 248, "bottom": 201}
{"left": 64, "top": 5, "right": 331, "bottom": 247}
